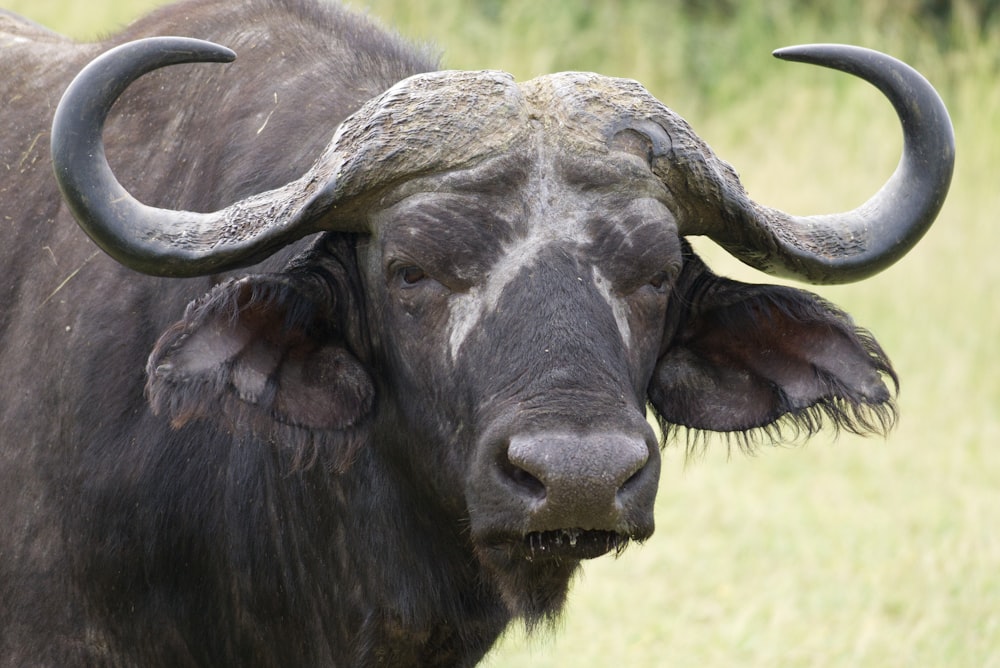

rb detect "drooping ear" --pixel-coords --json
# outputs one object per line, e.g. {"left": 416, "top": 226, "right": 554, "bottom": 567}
{"left": 648, "top": 253, "right": 897, "bottom": 442}
{"left": 146, "top": 271, "right": 374, "bottom": 443}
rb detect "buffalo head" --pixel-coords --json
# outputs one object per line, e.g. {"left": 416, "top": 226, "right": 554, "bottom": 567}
{"left": 50, "top": 38, "right": 953, "bottom": 620}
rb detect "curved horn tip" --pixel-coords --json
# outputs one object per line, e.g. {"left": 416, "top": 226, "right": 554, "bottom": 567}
{"left": 771, "top": 42, "right": 874, "bottom": 63}
{"left": 107, "top": 36, "right": 237, "bottom": 65}
{"left": 51, "top": 36, "right": 241, "bottom": 278}
{"left": 685, "top": 43, "right": 955, "bottom": 284}
{"left": 770, "top": 43, "right": 929, "bottom": 86}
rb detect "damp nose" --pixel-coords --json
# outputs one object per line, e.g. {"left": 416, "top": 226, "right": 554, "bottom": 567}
{"left": 503, "top": 430, "right": 657, "bottom": 531}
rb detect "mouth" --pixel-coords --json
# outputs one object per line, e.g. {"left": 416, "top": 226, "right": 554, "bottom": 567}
{"left": 486, "top": 529, "right": 632, "bottom": 562}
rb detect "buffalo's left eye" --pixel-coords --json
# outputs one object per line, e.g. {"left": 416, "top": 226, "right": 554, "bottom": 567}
{"left": 399, "top": 265, "right": 426, "bottom": 286}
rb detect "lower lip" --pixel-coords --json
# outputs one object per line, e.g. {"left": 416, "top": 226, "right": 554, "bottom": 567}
{"left": 514, "top": 529, "right": 631, "bottom": 561}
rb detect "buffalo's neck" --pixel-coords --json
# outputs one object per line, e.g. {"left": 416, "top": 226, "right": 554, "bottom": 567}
{"left": 66, "top": 416, "right": 505, "bottom": 665}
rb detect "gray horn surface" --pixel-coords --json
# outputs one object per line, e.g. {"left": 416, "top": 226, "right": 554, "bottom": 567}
{"left": 690, "top": 43, "right": 954, "bottom": 284}
{"left": 51, "top": 37, "right": 346, "bottom": 277}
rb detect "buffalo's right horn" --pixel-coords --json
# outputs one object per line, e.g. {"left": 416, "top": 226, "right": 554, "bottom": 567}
{"left": 51, "top": 37, "right": 363, "bottom": 278}
{"left": 677, "top": 44, "right": 954, "bottom": 284}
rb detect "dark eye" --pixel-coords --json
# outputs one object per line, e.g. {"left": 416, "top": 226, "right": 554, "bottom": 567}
{"left": 647, "top": 271, "right": 672, "bottom": 292}
{"left": 398, "top": 265, "right": 426, "bottom": 286}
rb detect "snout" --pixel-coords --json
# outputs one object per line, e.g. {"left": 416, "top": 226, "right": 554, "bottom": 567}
{"left": 470, "top": 424, "right": 660, "bottom": 560}
{"left": 506, "top": 431, "right": 651, "bottom": 528}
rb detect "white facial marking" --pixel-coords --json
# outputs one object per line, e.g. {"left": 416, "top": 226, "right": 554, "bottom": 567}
{"left": 446, "top": 233, "right": 633, "bottom": 361}
{"left": 446, "top": 229, "right": 545, "bottom": 361}
{"left": 444, "top": 145, "right": 638, "bottom": 361}
{"left": 446, "top": 209, "right": 624, "bottom": 361}
{"left": 592, "top": 267, "right": 632, "bottom": 351}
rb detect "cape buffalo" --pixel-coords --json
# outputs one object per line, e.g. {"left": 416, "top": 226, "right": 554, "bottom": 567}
{"left": 0, "top": 0, "right": 953, "bottom": 665}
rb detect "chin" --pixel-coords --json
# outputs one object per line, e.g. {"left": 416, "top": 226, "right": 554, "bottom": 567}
{"left": 473, "top": 529, "right": 639, "bottom": 625}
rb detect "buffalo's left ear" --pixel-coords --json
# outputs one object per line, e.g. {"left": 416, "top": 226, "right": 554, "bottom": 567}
{"left": 649, "top": 256, "right": 897, "bottom": 439}
{"left": 146, "top": 272, "right": 374, "bottom": 438}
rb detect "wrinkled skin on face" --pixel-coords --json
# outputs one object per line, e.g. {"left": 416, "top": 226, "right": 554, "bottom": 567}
{"left": 147, "top": 71, "right": 897, "bottom": 629}
{"left": 358, "top": 136, "right": 678, "bottom": 612}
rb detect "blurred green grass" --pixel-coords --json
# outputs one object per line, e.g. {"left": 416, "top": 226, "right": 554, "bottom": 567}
{"left": 6, "top": 0, "right": 997, "bottom": 666}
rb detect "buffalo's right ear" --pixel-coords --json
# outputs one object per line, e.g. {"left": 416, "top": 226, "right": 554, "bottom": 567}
{"left": 146, "top": 272, "right": 374, "bottom": 443}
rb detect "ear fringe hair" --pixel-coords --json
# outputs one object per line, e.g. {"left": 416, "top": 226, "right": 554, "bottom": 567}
{"left": 657, "top": 388, "right": 898, "bottom": 459}
{"left": 656, "top": 316, "right": 899, "bottom": 459}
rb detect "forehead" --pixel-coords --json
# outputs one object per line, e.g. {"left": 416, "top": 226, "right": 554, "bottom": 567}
{"left": 375, "top": 116, "right": 674, "bottom": 216}
{"left": 373, "top": 137, "right": 678, "bottom": 255}
{"left": 330, "top": 69, "right": 681, "bottom": 210}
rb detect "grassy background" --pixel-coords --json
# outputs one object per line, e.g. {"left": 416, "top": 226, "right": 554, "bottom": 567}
{"left": 7, "top": 0, "right": 997, "bottom": 665}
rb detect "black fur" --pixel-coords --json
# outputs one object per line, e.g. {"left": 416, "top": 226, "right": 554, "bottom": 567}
{"left": 0, "top": 2, "right": 898, "bottom": 665}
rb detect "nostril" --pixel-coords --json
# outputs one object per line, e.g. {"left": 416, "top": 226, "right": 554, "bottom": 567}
{"left": 499, "top": 453, "right": 547, "bottom": 499}
{"left": 619, "top": 465, "right": 644, "bottom": 493}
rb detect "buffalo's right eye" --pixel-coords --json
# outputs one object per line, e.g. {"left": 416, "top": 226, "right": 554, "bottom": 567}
{"left": 647, "top": 271, "right": 670, "bottom": 291}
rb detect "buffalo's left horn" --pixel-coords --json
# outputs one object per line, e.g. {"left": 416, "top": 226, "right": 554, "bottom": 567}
{"left": 681, "top": 44, "right": 954, "bottom": 283}
{"left": 51, "top": 37, "right": 357, "bottom": 277}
